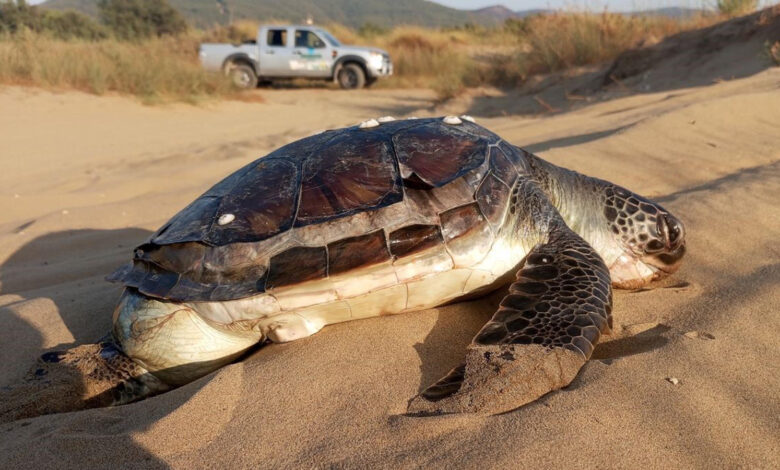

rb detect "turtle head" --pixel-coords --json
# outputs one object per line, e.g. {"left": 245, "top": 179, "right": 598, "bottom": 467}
{"left": 599, "top": 184, "right": 686, "bottom": 288}
{"left": 518, "top": 150, "right": 686, "bottom": 289}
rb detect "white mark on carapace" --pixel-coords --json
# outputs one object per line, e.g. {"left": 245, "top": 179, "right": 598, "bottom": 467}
{"left": 218, "top": 213, "right": 236, "bottom": 225}
{"left": 359, "top": 119, "right": 379, "bottom": 129}
{"left": 443, "top": 116, "right": 462, "bottom": 125}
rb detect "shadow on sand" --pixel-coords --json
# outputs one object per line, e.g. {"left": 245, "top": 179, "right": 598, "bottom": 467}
{"left": 0, "top": 228, "right": 192, "bottom": 468}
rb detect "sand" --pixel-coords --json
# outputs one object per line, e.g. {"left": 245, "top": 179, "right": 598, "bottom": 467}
{"left": 1, "top": 66, "right": 779, "bottom": 467}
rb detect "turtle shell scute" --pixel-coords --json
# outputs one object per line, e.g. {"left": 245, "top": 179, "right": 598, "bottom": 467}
{"left": 392, "top": 121, "right": 493, "bottom": 188}
{"left": 109, "top": 118, "right": 511, "bottom": 302}
{"left": 295, "top": 130, "right": 402, "bottom": 227}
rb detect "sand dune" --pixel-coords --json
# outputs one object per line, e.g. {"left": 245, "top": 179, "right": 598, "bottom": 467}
{"left": 1, "top": 65, "right": 779, "bottom": 467}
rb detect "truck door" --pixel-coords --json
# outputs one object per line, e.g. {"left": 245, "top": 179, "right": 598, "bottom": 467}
{"left": 291, "top": 29, "right": 332, "bottom": 78}
{"left": 258, "top": 27, "right": 294, "bottom": 77}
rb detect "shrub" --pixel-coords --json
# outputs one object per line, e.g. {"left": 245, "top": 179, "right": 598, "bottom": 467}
{"left": 378, "top": 27, "right": 479, "bottom": 98}
{"left": 97, "top": 0, "right": 187, "bottom": 40}
{"left": 202, "top": 19, "right": 260, "bottom": 44}
{"left": 322, "top": 22, "right": 357, "bottom": 45}
{"left": 0, "top": 0, "right": 106, "bottom": 40}
{"left": 717, "top": 0, "right": 758, "bottom": 17}
{"left": 514, "top": 12, "right": 709, "bottom": 76}
{"left": 41, "top": 11, "right": 108, "bottom": 40}
{"left": 0, "top": 32, "right": 236, "bottom": 103}
{"left": 0, "top": 9, "right": 728, "bottom": 103}
{"left": 357, "top": 22, "right": 388, "bottom": 38}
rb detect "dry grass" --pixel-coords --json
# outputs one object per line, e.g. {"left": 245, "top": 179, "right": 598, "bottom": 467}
{"left": 0, "top": 31, "right": 237, "bottom": 104}
{"left": 202, "top": 19, "right": 260, "bottom": 44}
{"left": 515, "top": 12, "right": 715, "bottom": 75}
{"left": 357, "top": 12, "right": 721, "bottom": 99}
{"left": 370, "top": 27, "right": 479, "bottom": 98}
{"left": 0, "top": 11, "right": 727, "bottom": 103}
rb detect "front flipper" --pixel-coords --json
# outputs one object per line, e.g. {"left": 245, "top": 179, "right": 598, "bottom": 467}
{"left": 408, "top": 228, "right": 612, "bottom": 415}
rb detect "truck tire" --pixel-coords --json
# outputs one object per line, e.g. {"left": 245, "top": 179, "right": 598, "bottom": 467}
{"left": 228, "top": 63, "right": 258, "bottom": 89}
{"left": 337, "top": 63, "right": 366, "bottom": 90}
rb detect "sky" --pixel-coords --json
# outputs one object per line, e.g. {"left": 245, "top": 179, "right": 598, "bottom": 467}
{"left": 429, "top": 0, "right": 766, "bottom": 12}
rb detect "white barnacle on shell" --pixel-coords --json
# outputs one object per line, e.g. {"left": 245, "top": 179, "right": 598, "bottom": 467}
{"left": 218, "top": 213, "right": 236, "bottom": 225}
{"left": 359, "top": 119, "right": 379, "bottom": 129}
{"left": 460, "top": 114, "right": 476, "bottom": 123}
{"left": 377, "top": 116, "right": 396, "bottom": 123}
{"left": 443, "top": 115, "right": 462, "bottom": 125}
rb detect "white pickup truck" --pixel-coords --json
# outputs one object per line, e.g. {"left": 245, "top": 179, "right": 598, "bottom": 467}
{"left": 199, "top": 25, "right": 393, "bottom": 90}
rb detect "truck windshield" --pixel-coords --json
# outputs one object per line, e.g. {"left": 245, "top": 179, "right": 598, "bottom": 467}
{"left": 320, "top": 30, "right": 342, "bottom": 47}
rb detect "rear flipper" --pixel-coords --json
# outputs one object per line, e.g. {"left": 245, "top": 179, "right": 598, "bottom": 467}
{"left": 408, "top": 228, "right": 612, "bottom": 415}
{"left": 0, "top": 339, "right": 169, "bottom": 424}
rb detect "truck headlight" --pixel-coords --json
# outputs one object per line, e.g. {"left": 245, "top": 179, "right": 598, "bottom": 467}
{"left": 369, "top": 51, "right": 383, "bottom": 67}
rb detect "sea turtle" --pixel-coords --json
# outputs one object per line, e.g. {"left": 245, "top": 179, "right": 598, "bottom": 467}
{"left": 1, "top": 116, "right": 685, "bottom": 420}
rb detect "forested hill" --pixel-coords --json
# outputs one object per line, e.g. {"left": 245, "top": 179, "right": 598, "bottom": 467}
{"left": 41, "top": 0, "right": 494, "bottom": 28}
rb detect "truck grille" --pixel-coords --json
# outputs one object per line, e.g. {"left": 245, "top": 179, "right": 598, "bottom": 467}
{"left": 382, "top": 55, "right": 393, "bottom": 76}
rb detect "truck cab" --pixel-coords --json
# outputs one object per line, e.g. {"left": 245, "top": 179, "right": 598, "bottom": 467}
{"left": 199, "top": 25, "right": 393, "bottom": 89}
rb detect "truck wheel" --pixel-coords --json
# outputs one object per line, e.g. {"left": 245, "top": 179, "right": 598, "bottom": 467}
{"left": 337, "top": 63, "right": 366, "bottom": 90}
{"left": 228, "top": 64, "right": 258, "bottom": 89}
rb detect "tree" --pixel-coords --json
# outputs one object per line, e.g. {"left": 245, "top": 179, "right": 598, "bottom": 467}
{"left": 97, "top": 0, "right": 187, "bottom": 40}
{"left": 0, "top": 0, "right": 38, "bottom": 35}
{"left": 0, "top": 0, "right": 106, "bottom": 40}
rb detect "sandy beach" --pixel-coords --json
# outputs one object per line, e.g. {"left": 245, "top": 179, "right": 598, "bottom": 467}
{"left": 0, "top": 57, "right": 779, "bottom": 467}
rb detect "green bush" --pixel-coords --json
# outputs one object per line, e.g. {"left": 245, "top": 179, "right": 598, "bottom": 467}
{"left": 717, "top": 0, "right": 758, "bottom": 17}
{"left": 357, "top": 22, "right": 389, "bottom": 38}
{"left": 503, "top": 17, "right": 531, "bottom": 35}
{"left": 97, "top": 0, "right": 187, "bottom": 40}
{"left": 0, "top": 1, "right": 34, "bottom": 35}
{"left": 41, "top": 10, "right": 108, "bottom": 40}
{"left": 0, "top": 0, "right": 106, "bottom": 40}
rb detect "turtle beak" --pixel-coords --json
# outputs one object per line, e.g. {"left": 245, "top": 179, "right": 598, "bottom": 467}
{"left": 658, "top": 213, "right": 685, "bottom": 252}
{"left": 647, "top": 213, "right": 686, "bottom": 274}
{"left": 653, "top": 244, "right": 686, "bottom": 273}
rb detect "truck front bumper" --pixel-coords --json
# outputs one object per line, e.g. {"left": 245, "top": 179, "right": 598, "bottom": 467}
{"left": 368, "top": 56, "right": 393, "bottom": 78}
